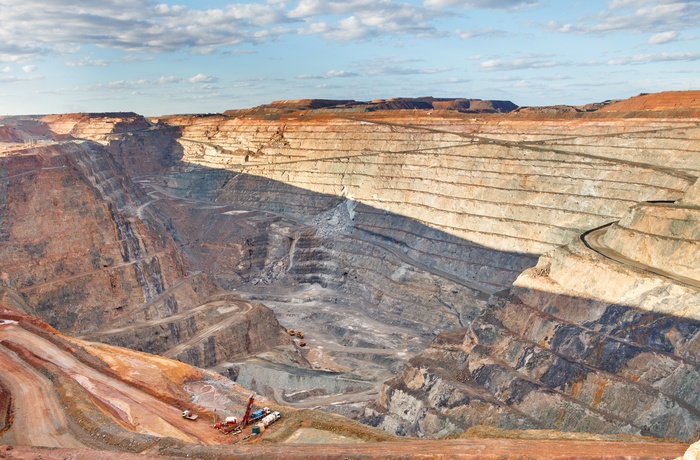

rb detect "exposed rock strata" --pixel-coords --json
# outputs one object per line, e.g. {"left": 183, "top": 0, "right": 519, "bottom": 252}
{"left": 600, "top": 178, "right": 700, "bottom": 283}
{"left": 158, "top": 113, "right": 694, "bottom": 288}
{"left": 0, "top": 117, "right": 290, "bottom": 367}
{"left": 367, "top": 178, "right": 700, "bottom": 440}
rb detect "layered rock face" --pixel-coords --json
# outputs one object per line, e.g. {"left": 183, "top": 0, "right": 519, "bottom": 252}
{"left": 362, "top": 107, "right": 700, "bottom": 440}
{"left": 148, "top": 104, "right": 700, "bottom": 436}
{"left": 0, "top": 116, "right": 289, "bottom": 366}
{"left": 160, "top": 113, "right": 694, "bottom": 284}
{"left": 368, "top": 238, "right": 700, "bottom": 439}
{"left": 599, "top": 178, "right": 700, "bottom": 283}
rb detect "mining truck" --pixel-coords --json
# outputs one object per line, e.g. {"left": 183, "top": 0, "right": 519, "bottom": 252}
{"left": 182, "top": 410, "right": 198, "bottom": 420}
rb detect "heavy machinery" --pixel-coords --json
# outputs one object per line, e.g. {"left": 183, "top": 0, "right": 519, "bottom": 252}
{"left": 252, "top": 411, "right": 282, "bottom": 435}
{"left": 219, "top": 393, "right": 270, "bottom": 434}
{"left": 181, "top": 409, "right": 198, "bottom": 420}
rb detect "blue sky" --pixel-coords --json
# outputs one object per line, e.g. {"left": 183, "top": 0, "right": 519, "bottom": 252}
{"left": 1, "top": 0, "right": 699, "bottom": 115}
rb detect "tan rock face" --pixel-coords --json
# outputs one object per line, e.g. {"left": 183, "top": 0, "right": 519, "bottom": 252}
{"left": 364, "top": 110, "right": 700, "bottom": 440}
{"left": 601, "top": 203, "right": 700, "bottom": 283}
{"left": 681, "top": 178, "right": 700, "bottom": 206}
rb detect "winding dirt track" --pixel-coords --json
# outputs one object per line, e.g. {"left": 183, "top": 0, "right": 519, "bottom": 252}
{"left": 0, "top": 319, "right": 226, "bottom": 447}
{"left": 0, "top": 341, "right": 85, "bottom": 448}
{"left": 162, "top": 300, "right": 253, "bottom": 359}
{"left": 582, "top": 223, "right": 700, "bottom": 289}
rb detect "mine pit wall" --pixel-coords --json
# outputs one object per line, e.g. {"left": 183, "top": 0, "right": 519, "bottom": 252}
{"left": 366, "top": 213, "right": 700, "bottom": 440}
{"left": 158, "top": 114, "right": 694, "bottom": 295}
{"left": 599, "top": 177, "right": 700, "bottom": 283}
{"left": 0, "top": 121, "right": 292, "bottom": 369}
{"left": 150, "top": 171, "right": 493, "bottom": 337}
{"left": 367, "top": 238, "right": 700, "bottom": 442}
{"left": 369, "top": 294, "right": 700, "bottom": 441}
{"left": 96, "top": 301, "right": 285, "bottom": 368}
{"left": 138, "top": 112, "right": 697, "bottom": 442}
{"left": 0, "top": 141, "right": 194, "bottom": 335}
{"left": 144, "top": 113, "right": 699, "bottom": 391}
{"left": 3, "top": 111, "right": 698, "bottom": 443}
{"left": 601, "top": 202, "right": 700, "bottom": 282}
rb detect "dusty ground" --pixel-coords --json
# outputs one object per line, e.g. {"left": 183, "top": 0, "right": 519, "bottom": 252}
{"left": 0, "top": 310, "right": 235, "bottom": 449}
{"left": 0, "top": 439, "right": 688, "bottom": 459}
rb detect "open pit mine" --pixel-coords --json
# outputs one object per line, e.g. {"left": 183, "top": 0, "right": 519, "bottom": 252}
{"left": 1, "top": 92, "right": 699, "bottom": 459}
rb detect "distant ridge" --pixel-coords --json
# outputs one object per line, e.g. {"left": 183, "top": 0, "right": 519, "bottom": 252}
{"left": 223, "top": 97, "right": 518, "bottom": 116}
{"left": 599, "top": 90, "right": 700, "bottom": 112}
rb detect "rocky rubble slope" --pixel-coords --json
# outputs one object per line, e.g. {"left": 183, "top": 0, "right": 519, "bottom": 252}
{"left": 5, "top": 308, "right": 682, "bottom": 459}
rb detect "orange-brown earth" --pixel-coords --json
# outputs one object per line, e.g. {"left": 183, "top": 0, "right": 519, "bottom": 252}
{"left": 600, "top": 90, "right": 700, "bottom": 112}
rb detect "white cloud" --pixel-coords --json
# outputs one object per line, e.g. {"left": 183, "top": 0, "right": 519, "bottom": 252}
{"left": 0, "top": 0, "right": 291, "bottom": 62}
{"left": 366, "top": 65, "right": 449, "bottom": 75}
{"left": 155, "top": 74, "right": 219, "bottom": 85}
{"left": 121, "top": 55, "right": 156, "bottom": 63}
{"left": 0, "top": 74, "right": 43, "bottom": 83}
{"left": 290, "top": 0, "right": 375, "bottom": 17}
{"left": 65, "top": 57, "right": 110, "bottom": 67}
{"left": 356, "top": 56, "right": 451, "bottom": 76}
{"left": 101, "top": 79, "right": 149, "bottom": 90}
{"left": 223, "top": 49, "right": 255, "bottom": 56}
{"left": 2, "top": 66, "right": 11, "bottom": 73}
{"left": 22, "top": 65, "right": 38, "bottom": 73}
{"left": 187, "top": 73, "right": 218, "bottom": 83}
{"left": 291, "top": 0, "right": 440, "bottom": 40}
{"left": 0, "top": 0, "right": 540, "bottom": 64}
{"left": 157, "top": 76, "right": 181, "bottom": 84}
{"left": 606, "top": 51, "right": 700, "bottom": 65}
{"left": 551, "top": 1, "right": 700, "bottom": 35}
{"left": 648, "top": 31, "right": 678, "bottom": 44}
{"left": 480, "top": 57, "right": 559, "bottom": 71}
{"left": 424, "top": 0, "right": 538, "bottom": 9}
{"left": 325, "top": 70, "right": 360, "bottom": 78}
{"left": 457, "top": 28, "right": 505, "bottom": 39}
{"left": 298, "top": 69, "right": 361, "bottom": 79}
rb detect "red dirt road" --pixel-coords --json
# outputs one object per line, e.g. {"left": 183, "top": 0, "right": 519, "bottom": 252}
{"left": 0, "top": 320, "right": 228, "bottom": 447}
{"left": 0, "top": 341, "right": 86, "bottom": 448}
{"left": 195, "top": 438, "right": 689, "bottom": 459}
{"left": 0, "top": 438, "right": 689, "bottom": 460}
